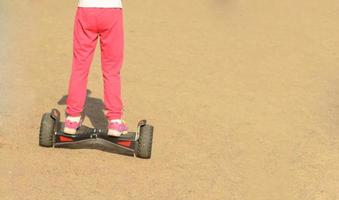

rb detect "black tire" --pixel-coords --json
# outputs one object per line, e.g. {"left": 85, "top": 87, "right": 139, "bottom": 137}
{"left": 39, "top": 113, "right": 55, "bottom": 147}
{"left": 136, "top": 125, "right": 153, "bottom": 159}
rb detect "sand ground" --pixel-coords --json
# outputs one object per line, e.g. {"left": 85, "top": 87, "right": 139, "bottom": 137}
{"left": 1, "top": 0, "right": 339, "bottom": 199}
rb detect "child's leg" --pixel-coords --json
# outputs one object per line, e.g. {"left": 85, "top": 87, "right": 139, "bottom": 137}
{"left": 66, "top": 8, "right": 99, "bottom": 117}
{"left": 99, "top": 9, "right": 124, "bottom": 120}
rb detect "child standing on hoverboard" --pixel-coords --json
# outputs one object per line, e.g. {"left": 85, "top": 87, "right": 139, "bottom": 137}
{"left": 64, "top": 0, "right": 127, "bottom": 136}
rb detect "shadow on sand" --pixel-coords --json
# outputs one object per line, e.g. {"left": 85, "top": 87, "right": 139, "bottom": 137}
{"left": 58, "top": 89, "right": 107, "bottom": 129}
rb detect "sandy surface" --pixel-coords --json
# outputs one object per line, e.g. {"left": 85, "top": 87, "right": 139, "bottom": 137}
{"left": 1, "top": 0, "right": 339, "bottom": 199}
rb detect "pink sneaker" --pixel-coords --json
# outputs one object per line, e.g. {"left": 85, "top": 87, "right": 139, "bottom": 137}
{"left": 108, "top": 119, "right": 128, "bottom": 137}
{"left": 63, "top": 116, "right": 82, "bottom": 134}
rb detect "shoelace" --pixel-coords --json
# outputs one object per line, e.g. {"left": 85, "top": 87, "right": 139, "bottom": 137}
{"left": 108, "top": 122, "right": 128, "bottom": 132}
{"left": 65, "top": 120, "right": 81, "bottom": 129}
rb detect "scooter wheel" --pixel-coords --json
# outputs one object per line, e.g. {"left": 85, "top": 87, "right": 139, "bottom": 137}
{"left": 39, "top": 113, "right": 55, "bottom": 147}
{"left": 136, "top": 125, "right": 153, "bottom": 159}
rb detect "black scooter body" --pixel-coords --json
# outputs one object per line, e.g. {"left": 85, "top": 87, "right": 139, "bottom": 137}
{"left": 39, "top": 109, "right": 153, "bottom": 159}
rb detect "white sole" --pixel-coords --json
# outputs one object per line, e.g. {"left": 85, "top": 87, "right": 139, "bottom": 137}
{"left": 63, "top": 127, "right": 77, "bottom": 134}
{"left": 108, "top": 130, "right": 128, "bottom": 137}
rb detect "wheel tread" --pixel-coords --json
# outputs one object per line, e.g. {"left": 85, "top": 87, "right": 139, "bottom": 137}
{"left": 136, "top": 125, "right": 153, "bottom": 159}
{"left": 39, "top": 113, "right": 55, "bottom": 147}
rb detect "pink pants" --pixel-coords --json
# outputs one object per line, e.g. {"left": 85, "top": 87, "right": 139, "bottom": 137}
{"left": 66, "top": 8, "right": 124, "bottom": 120}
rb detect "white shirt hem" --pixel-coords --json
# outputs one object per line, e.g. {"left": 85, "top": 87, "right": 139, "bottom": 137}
{"left": 78, "top": 1, "right": 122, "bottom": 8}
